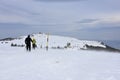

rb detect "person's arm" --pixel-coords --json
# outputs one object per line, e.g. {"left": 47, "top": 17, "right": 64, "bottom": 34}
{"left": 31, "top": 38, "right": 33, "bottom": 43}
{"left": 25, "top": 38, "right": 27, "bottom": 44}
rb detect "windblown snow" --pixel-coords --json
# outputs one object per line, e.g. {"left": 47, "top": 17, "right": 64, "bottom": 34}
{"left": 0, "top": 33, "right": 120, "bottom": 80}
{"left": 4, "top": 33, "right": 106, "bottom": 49}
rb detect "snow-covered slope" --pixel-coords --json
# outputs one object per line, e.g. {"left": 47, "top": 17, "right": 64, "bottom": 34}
{"left": 0, "top": 33, "right": 106, "bottom": 50}
{"left": 0, "top": 33, "right": 120, "bottom": 80}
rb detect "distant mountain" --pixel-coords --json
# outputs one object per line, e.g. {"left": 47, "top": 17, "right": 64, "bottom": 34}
{"left": 102, "top": 40, "right": 120, "bottom": 50}
{"left": 85, "top": 44, "right": 120, "bottom": 52}
{"left": 0, "top": 37, "right": 15, "bottom": 41}
{"left": 0, "top": 33, "right": 120, "bottom": 52}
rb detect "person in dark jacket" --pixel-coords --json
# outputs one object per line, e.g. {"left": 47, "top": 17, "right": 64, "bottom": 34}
{"left": 25, "top": 35, "right": 32, "bottom": 51}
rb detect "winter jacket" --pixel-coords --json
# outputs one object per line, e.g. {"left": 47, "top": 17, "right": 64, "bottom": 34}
{"left": 32, "top": 38, "right": 36, "bottom": 44}
{"left": 25, "top": 36, "right": 32, "bottom": 45}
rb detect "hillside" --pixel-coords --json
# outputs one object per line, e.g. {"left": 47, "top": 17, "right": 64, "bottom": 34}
{"left": 0, "top": 33, "right": 120, "bottom": 52}
{"left": 0, "top": 33, "right": 120, "bottom": 80}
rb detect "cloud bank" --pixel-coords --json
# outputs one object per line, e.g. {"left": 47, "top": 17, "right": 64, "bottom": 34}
{"left": 0, "top": 0, "right": 120, "bottom": 40}
{"left": 34, "top": 0, "right": 86, "bottom": 2}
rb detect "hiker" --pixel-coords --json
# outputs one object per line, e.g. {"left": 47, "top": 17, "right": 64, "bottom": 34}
{"left": 25, "top": 35, "right": 32, "bottom": 51}
{"left": 32, "top": 38, "right": 37, "bottom": 49}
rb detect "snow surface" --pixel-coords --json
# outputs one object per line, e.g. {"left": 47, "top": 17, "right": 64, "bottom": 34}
{"left": 1, "top": 33, "right": 106, "bottom": 49}
{"left": 0, "top": 34, "right": 120, "bottom": 80}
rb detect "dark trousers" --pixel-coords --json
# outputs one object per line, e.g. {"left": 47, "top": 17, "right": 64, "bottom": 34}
{"left": 32, "top": 44, "right": 37, "bottom": 49}
{"left": 26, "top": 44, "right": 31, "bottom": 51}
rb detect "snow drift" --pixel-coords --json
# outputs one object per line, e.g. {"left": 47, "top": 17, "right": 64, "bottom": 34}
{"left": 0, "top": 33, "right": 120, "bottom": 80}
{"left": 0, "top": 33, "right": 119, "bottom": 52}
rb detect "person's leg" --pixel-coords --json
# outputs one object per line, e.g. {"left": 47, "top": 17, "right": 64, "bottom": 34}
{"left": 26, "top": 45, "right": 29, "bottom": 51}
{"left": 29, "top": 45, "right": 31, "bottom": 51}
{"left": 33, "top": 44, "right": 36, "bottom": 49}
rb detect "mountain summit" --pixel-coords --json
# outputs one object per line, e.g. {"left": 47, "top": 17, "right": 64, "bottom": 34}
{"left": 0, "top": 33, "right": 120, "bottom": 80}
{"left": 0, "top": 33, "right": 120, "bottom": 52}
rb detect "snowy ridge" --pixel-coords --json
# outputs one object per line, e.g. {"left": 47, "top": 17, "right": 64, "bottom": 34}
{"left": 0, "top": 33, "right": 106, "bottom": 50}
{"left": 0, "top": 33, "right": 120, "bottom": 80}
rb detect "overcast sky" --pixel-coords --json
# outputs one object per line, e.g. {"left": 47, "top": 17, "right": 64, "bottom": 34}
{"left": 0, "top": 0, "right": 120, "bottom": 40}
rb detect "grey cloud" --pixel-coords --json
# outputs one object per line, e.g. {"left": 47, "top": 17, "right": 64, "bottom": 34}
{"left": 77, "top": 19, "right": 100, "bottom": 24}
{"left": 78, "top": 27, "right": 120, "bottom": 40}
{"left": 74, "top": 20, "right": 120, "bottom": 40}
{"left": 34, "top": 0, "right": 86, "bottom": 2}
{"left": 0, "top": 23, "right": 31, "bottom": 39}
{"left": 0, "top": 1, "right": 39, "bottom": 16}
{"left": 0, "top": 23, "right": 72, "bottom": 39}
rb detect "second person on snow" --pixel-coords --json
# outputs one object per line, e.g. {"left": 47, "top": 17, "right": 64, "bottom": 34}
{"left": 32, "top": 38, "right": 37, "bottom": 49}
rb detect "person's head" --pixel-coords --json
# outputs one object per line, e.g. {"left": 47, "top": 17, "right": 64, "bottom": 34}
{"left": 28, "top": 35, "right": 30, "bottom": 38}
